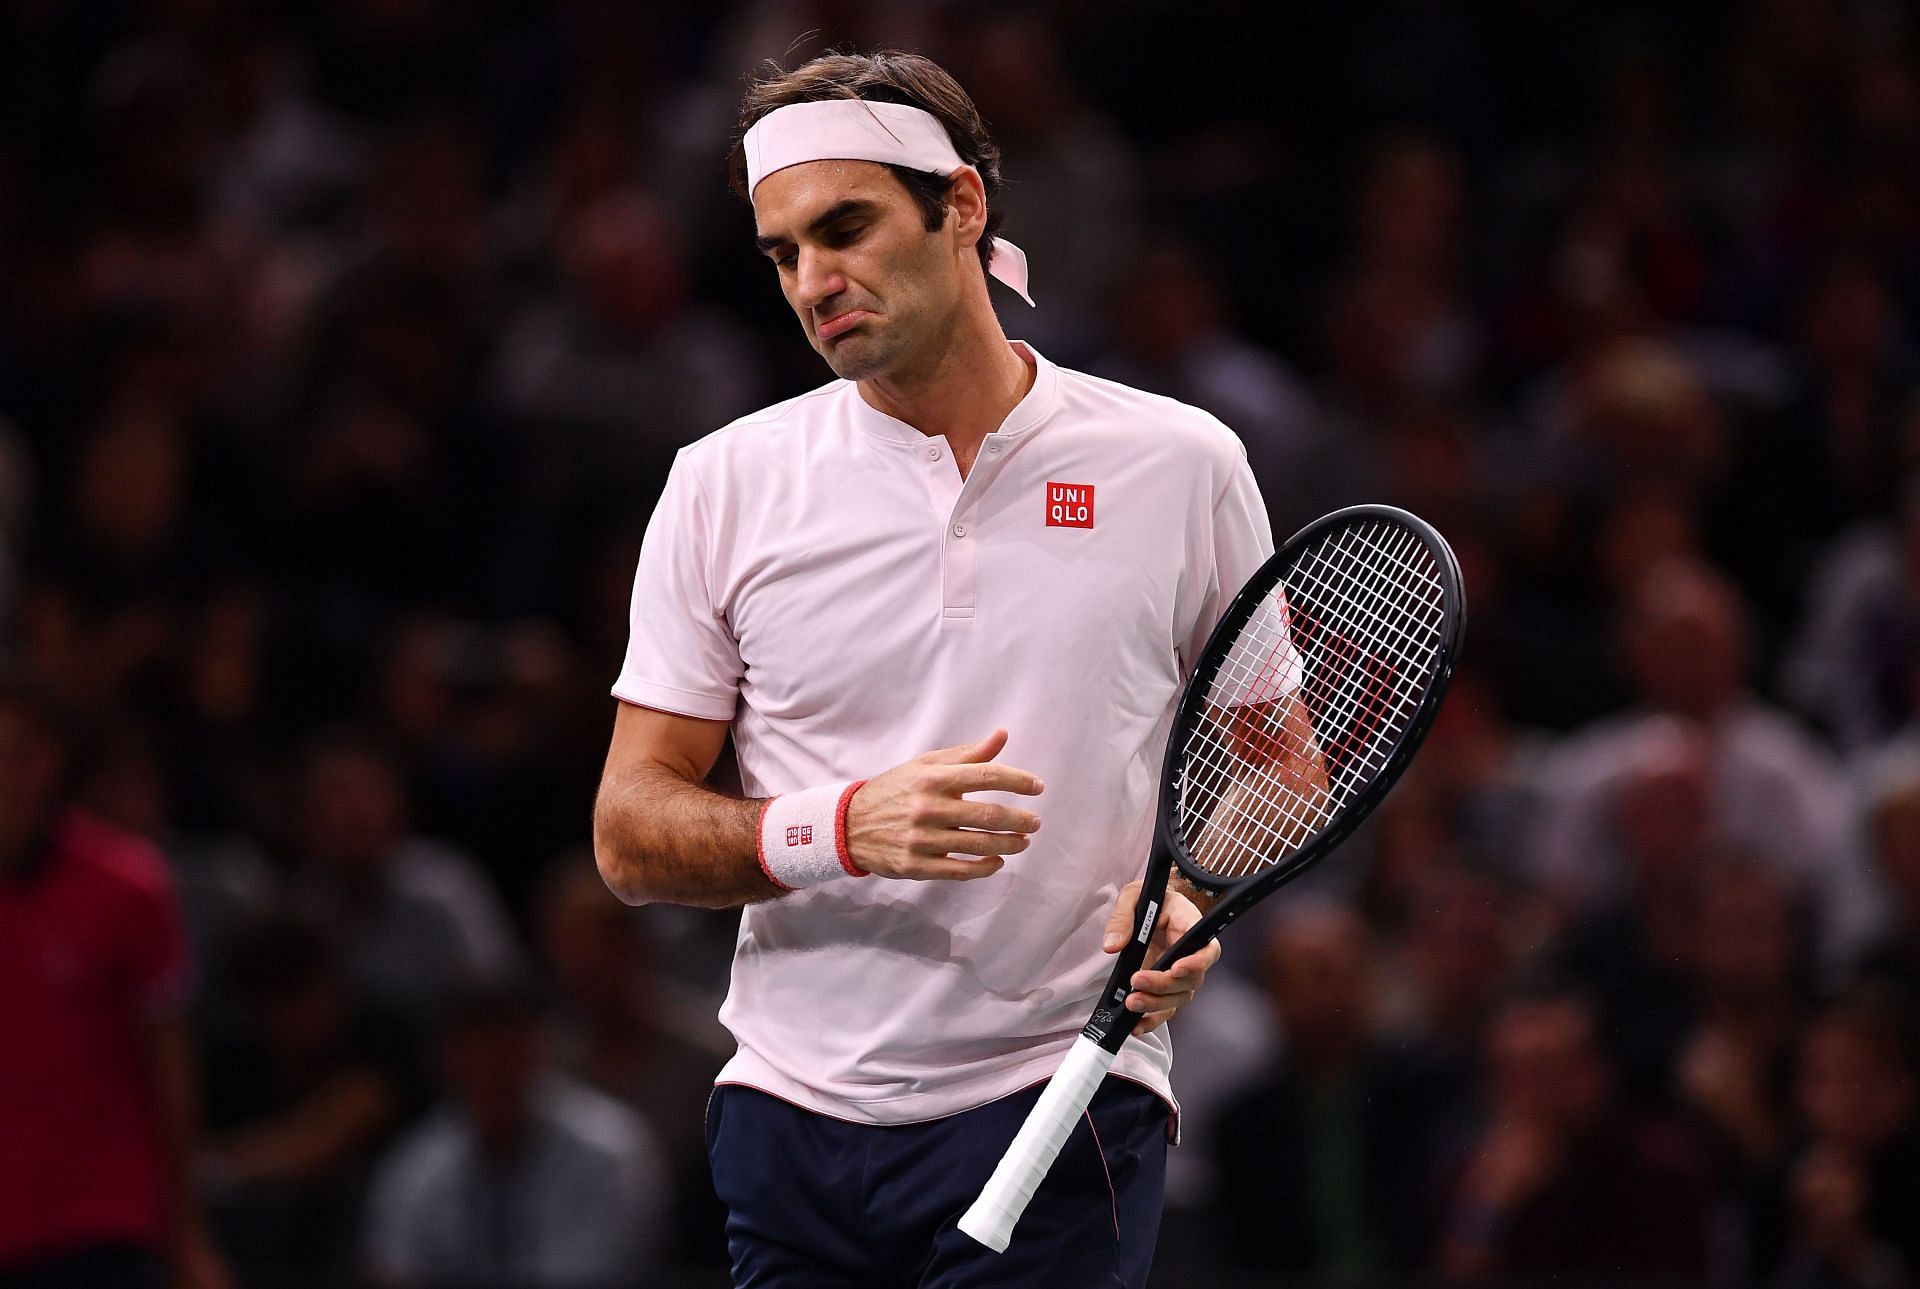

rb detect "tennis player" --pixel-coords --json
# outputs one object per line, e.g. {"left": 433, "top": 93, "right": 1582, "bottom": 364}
{"left": 594, "top": 51, "right": 1273, "bottom": 1286}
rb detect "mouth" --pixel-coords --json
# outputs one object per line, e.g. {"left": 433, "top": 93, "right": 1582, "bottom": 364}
{"left": 816, "top": 309, "right": 872, "bottom": 342}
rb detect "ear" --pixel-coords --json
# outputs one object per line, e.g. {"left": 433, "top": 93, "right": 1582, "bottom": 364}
{"left": 946, "top": 166, "right": 989, "bottom": 252}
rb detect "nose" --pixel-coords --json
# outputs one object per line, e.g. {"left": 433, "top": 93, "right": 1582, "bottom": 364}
{"left": 794, "top": 246, "right": 847, "bottom": 313}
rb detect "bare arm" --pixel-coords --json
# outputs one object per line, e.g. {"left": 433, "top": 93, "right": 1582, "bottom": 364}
{"left": 593, "top": 703, "right": 766, "bottom": 908}
{"left": 592, "top": 705, "right": 1047, "bottom": 909}
{"left": 207, "top": 1070, "right": 398, "bottom": 1186}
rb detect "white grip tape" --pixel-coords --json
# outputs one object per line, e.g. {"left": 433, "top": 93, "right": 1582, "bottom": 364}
{"left": 957, "top": 1036, "right": 1117, "bottom": 1253}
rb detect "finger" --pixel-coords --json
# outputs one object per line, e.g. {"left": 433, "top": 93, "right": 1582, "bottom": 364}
{"left": 936, "top": 762, "right": 1045, "bottom": 796}
{"left": 910, "top": 829, "right": 1033, "bottom": 858}
{"left": 1145, "top": 931, "right": 1221, "bottom": 975}
{"left": 919, "top": 728, "right": 1009, "bottom": 765}
{"left": 1132, "top": 943, "right": 1219, "bottom": 993}
{"left": 1127, "top": 989, "right": 1194, "bottom": 1015}
{"left": 1102, "top": 879, "right": 1142, "bottom": 952}
{"left": 923, "top": 800, "right": 1044, "bottom": 833}
{"left": 1160, "top": 896, "right": 1204, "bottom": 936}
{"left": 1132, "top": 1007, "right": 1179, "bottom": 1035}
{"left": 1130, "top": 964, "right": 1206, "bottom": 995}
{"left": 898, "top": 856, "right": 1006, "bottom": 882}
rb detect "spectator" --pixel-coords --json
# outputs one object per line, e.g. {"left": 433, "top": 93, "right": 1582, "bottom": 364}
{"left": 1554, "top": 722, "right": 1715, "bottom": 1106}
{"left": 491, "top": 189, "right": 766, "bottom": 499}
{"left": 1762, "top": 989, "right": 1920, "bottom": 1286}
{"left": 1437, "top": 985, "right": 1713, "bottom": 1281}
{"left": 537, "top": 861, "right": 729, "bottom": 1260}
{"left": 363, "top": 981, "right": 669, "bottom": 1288}
{"left": 1091, "top": 234, "right": 1327, "bottom": 532}
{"left": 1530, "top": 559, "right": 1867, "bottom": 965}
{"left": 1673, "top": 859, "right": 1811, "bottom": 1175}
{"left": 1856, "top": 749, "right": 1920, "bottom": 999}
{"left": 197, "top": 911, "right": 422, "bottom": 1284}
{"left": 0, "top": 674, "right": 229, "bottom": 1288}
{"left": 1212, "top": 903, "right": 1456, "bottom": 1276}
{"left": 1786, "top": 475, "right": 1920, "bottom": 753}
{"left": 288, "top": 728, "right": 521, "bottom": 1024}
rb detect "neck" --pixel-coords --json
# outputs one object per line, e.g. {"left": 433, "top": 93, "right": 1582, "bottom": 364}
{"left": 857, "top": 292, "right": 1032, "bottom": 473}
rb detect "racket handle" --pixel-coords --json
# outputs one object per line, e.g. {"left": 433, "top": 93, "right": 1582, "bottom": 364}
{"left": 957, "top": 1036, "right": 1118, "bottom": 1253}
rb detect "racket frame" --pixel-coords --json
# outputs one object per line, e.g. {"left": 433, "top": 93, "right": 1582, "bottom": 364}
{"left": 1084, "top": 503, "right": 1466, "bottom": 1046}
{"left": 959, "top": 504, "right": 1466, "bottom": 1253}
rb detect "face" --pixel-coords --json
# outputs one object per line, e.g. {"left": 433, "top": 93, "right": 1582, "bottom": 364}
{"left": 1799, "top": 1020, "right": 1915, "bottom": 1154}
{"left": 445, "top": 1018, "right": 542, "bottom": 1144}
{"left": 1487, "top": 1000, "right": 1608, "bottom": 1130}
{"left": 300, "top": 749, "right": 404, "bottom": 875}
{"left": 752, "top": 160, "right": 969, "bottom": 382}
{"left": 1263, "top": 907, "right": 1372, "bottom": 1057}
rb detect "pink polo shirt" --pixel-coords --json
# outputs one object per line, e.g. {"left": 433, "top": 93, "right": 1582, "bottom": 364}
{"left": 615, "top": 343, "right": 1272, "bottom": 1125}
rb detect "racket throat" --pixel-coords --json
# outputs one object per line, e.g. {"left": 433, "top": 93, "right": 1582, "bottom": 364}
{"left": 1082, "top": 908, "right": 1157, "bottom": 1053}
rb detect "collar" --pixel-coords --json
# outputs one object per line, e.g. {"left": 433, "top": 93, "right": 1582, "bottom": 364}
{"left": 846, "top": 341, "right": 1060, "bottom": 448}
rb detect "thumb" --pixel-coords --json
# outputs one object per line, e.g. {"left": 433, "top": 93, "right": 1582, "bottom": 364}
{"left": 1103, "top": 880, "right": 1140, "bottom": 952}
{"left": 922, "top": 728, "right": 1009, "bottom": 765}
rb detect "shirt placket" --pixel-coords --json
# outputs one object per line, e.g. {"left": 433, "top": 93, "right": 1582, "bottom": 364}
{"left": 921, "top": 435, "right": 1010, "bottom": 626}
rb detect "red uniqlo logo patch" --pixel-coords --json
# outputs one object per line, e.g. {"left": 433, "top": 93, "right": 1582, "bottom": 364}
{"left": 1045, "top": 482, "right": 1095, "bottom": 528}
{"left": 785, "top": 825, "right": 813, "bottom": 847}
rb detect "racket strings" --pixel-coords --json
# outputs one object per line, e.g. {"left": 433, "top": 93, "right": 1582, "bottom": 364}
{"left": 1176, "top": 520, "right": 1447, "bottom": 881}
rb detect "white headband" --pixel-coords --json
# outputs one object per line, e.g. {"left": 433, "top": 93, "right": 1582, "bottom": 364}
{"left": 742, "top": 99, "right": 1035, "bottom": 306}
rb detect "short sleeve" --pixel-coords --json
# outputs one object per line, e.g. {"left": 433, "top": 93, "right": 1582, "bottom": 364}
{"left": 1178, "top": 443, "right": 1276, "bottom": 674}
{"left": 612, "top": 454, "right": 744, "bottom": 720}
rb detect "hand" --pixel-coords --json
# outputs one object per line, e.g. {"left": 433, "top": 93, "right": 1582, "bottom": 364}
{"left": 1458, "top": 1117, "right": 1561, "bottom": 1216}
{"left": 846, "top": 729, "right": 1044, "bottom": 881}
{"left": 171, "top": 1225, "right": 233, "bottom": 1289}
{"left": 1100, "top": 880, "right": 1220, "bottom": 1034}
{"left": 1677, "top": 1026, "right": 1779, "bottom": 1163}
{"left": 1794, "top": 1144, "right": 1872, "bottom": 1267}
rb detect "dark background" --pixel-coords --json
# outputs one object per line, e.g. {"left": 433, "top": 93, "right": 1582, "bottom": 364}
{"left": 2, "top": 0, "right": 1919, "bottom": 1285}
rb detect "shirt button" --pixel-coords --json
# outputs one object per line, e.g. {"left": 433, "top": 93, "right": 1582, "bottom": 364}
{"left": 952, "top": 523, "right": 968, "bottom": 538}
{"left": 927, "top": 446, "right": 941, "bottom": 460}
{"left": 987, "top": 443, "right": 1001, "bottom": 454}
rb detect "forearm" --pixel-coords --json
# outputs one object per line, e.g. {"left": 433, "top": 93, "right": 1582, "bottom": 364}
{"left": 593, "top": 761, "right": 777, "bottom": 908}
{"left": 149, "top": 1017, "right": 215, "bottom": 1257}
{"left": 209, "top": 1073, "right": 395, "bottom": 1185}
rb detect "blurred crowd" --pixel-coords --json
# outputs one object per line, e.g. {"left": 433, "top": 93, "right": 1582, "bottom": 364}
{"left": 3, "top": 1, "right": 1920, "bottom": 1286}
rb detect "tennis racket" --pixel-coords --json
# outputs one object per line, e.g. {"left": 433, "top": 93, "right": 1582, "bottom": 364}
{"left": 957, "top": 503, "right": 1466, "bottom": 1252}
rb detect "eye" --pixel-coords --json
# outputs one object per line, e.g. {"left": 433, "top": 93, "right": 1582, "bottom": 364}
{"left": 826, "top": 221, "right": 867, "bottom": 248}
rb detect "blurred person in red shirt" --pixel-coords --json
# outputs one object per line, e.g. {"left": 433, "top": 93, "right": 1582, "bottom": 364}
{"left": 0, "top": 674, "right": 228, "bottom": 1289}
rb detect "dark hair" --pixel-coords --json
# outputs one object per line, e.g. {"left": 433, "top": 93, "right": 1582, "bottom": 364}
{"left": 727, "top": 51, "right": 1006, "bottom": 275}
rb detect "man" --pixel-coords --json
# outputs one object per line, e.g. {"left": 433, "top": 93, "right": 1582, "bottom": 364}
{"left": 0, "top": 675, "right": 228, "bottom": 1289}
{"left": 362, "top": 982, "right": 668, "bottom": 1288}
{"left": 1437, "top": 987, "right": 1712, "bottom": 1282}
{"left": 593, "top": 51, "right": 1272, "bottom": 1286}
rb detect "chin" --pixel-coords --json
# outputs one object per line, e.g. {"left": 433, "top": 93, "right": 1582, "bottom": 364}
{"left": 820, "top": 335, "right": 892, "bottom": 382}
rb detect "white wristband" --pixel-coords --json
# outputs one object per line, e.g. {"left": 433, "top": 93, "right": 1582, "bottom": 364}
{"left": 756, "top": 780, "right": 869, "bottom": 890}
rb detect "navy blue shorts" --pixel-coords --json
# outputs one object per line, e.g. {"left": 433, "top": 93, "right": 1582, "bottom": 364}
{"left": 706, "top": 1077, "right": 1168, "bottom": 1288}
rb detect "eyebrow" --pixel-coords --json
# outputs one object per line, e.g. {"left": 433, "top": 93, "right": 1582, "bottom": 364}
{"left": 753, "top": 199, "right": 879, "bottom": 254}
